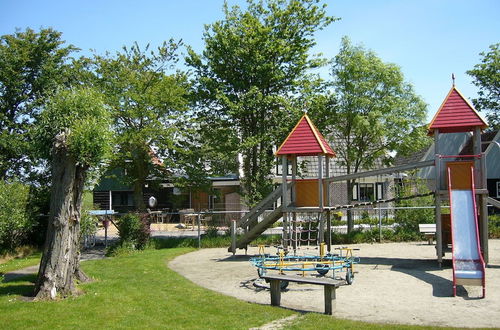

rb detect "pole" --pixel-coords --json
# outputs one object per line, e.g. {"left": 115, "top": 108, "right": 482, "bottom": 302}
{"left": 282, "top": 155, "right": 288, "bottom": 251}
{"left": 197, "top": 213, "right": 201, "bottom": 249}
{"left": 104, "top": 216, "right": 108, "bottom": 248}
{"left": 318, "top": 155, "right": 324, "bottom": 244}
{"left": 378, "top": 206, "right": 382, "bottom": 242}
{"left": 231, "top": 220, "right": 237, "bottom": 256}
{"left": 325, "top": 157, "right": 331, "bottom": 252}
{"left": 434, "top": 129, "right": 443, "bottom": 265}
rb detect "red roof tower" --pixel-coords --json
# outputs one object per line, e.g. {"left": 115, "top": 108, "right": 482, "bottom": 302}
{"left": 276, "top": 113, "right": 335, "bottom": 157}
{"left": 428, "top": 86, "right": 488, "bottom": 135}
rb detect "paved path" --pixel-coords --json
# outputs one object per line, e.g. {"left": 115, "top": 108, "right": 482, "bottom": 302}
{"left": 2, "top": 247, "right": 106, "bottom": 283}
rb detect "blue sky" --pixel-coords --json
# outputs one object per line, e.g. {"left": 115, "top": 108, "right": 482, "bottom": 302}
{"left": 1, "top": 0, "right": 499, "bottom": 121}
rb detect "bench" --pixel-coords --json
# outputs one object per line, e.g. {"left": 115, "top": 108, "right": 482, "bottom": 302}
{"left": 418, "top": 224, "right": 436, "bottom": 245}
{"left": 260, "top": 274, "right": 342, "bottom": 315}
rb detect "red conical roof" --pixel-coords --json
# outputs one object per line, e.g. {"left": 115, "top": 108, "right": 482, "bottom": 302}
{"left": 428, "top": 86, "right": 488, "bottom": 135}
{"left": 275, "top": 114, "right": 335, "bottom": 157}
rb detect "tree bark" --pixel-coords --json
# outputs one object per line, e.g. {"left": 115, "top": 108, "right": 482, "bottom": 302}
{"left": 34, "top": 131, "right": 90, "bottom": 300}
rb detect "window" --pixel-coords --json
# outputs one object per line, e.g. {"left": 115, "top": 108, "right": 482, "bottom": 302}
{"left": 376, "top": 182, "right": 384, "bottom": 200}
{"left": 359, "top": 183, "right": 374, "bottom": 202}
{"left": 208, "top": 190, "right": 222, "bottom": 210}
{"left": 276, "top": 158, "right": 292, "bottom": 176}
{"left": 111, "top": 191, "right": 134, "bottom": 207}
{"left": 208, "top": 195, "right": 217, "bottom": 210}
{"left": 352, "top": 183, "right": 359, "bottom": 201}
{"left": 497, "top": 181, "right": 500, "bottom": 198}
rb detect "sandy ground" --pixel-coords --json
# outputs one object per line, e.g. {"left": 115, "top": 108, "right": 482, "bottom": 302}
{"left": 169, "top": 240, "right": 500, "bottom": 328}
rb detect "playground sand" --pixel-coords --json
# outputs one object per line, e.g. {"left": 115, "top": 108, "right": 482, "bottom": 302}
{"left": 169, "top": 240, "right": 500, "bottom": 328}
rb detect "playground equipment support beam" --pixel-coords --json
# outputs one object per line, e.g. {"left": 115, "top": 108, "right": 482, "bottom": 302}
{"left": 282, "top": 155, "right": 288, "bottom": 251}
{"left": 325, "top": 158, "right": 331, "bottom": 252}
{"left": 480, "top": 151, "right": 489, "bottom": 263}
{"left": 318, "top": 155, "right": 324, "bottom": 244}
{"left": 435, "top": 129, "right": 443, "bottom": 265}
{"left": 326, "top": 160, "right": 434, "bottom": 183}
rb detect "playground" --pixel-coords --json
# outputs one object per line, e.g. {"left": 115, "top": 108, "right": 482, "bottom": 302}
{"left": 170, "top": 240, "right": 500, "bottom": 328}
{"left": 172, "top": 84, "right": 500, "bottom": 327}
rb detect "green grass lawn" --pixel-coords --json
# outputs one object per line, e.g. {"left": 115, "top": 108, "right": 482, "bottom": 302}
{"left": 0, "top": 248, "right": 449, "bottom": 329}
{"left": 0, "top": 251, "right": 41, "bottom": 275}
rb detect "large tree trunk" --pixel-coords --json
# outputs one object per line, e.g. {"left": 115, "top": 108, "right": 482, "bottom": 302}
{"left": 133, "top": 180, "right": 145, "bottom": 211}
{"left": 34, "top": 131, "right": 90, "bottom": 300}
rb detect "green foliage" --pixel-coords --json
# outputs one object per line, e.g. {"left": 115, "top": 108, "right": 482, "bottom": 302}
{"left": 312, "top": 36, "right": 429, "bottom": 174}
{"left": 467, "top": 43, "right": 500, "bottom": 129}
{"left": 114, "top": 213, "right": 151, "bottom": 251}
{"left": 0, "top": 180, "right": 35, "bottom": 251}
{"left": 187, "top": 0, "right": 336, "bottom": 207}
{"left": 82, "top": 41, "right": 190, "bottom": 209}
{"left": 0, "top": 28, "right": 76, "bottom": 180}
{"left": 489, "top": 214, "right": 500, "bottom": 239}
{"left": 36, "top": 87, "right": 112, "bottom": 168}
{"left": 79, "top": 212, "right": 98, "bottom": 244}
{"left": 394, "top": 179, "right": 434, "bottom": 240}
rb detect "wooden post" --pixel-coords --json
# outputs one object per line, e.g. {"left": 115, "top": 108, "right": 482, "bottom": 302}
{"left": 291, "top": 156, "right": 297, "bottom": 205}
{"left": 434, "top": 129, "right": 443, "bottom": 265}
{"left": 325, "top": 157, "right": 331, "bottom": 252}
{"left": 292, "top": 156, "right": 297, "bottom": 253}
{"left": 270, "top": 280, "right": 281, "bottom": 306}
{"left": 480, "top": 153, "right": 489, "bottom": 264}
{"left": 282, "top": 155, "right": 288, "bottom": 250}
{"left": 324, "top": 285, "right": 336, "bottom": 315}
{"left": 318, "top": 155, "right": 324, "bottom": 209}
{"left": 318, "top": 155, "right": 324, "bottom": 244}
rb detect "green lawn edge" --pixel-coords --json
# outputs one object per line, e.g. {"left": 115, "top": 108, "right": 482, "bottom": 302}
{"left": 0, "top": 248, "right": 456, "bottom": 329}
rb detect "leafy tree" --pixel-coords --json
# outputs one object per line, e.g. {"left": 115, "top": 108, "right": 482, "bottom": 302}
{"left": 0, "top": 28, "right": 76, "bottom": 180}
{"left": 34, "top": 87, "right": 112, "bottom": 300}
{"left": 82, "top": 41, "right": 190, "bottom": 210}
{"left": 311, "top": 37, "right": 428, "bottom": 232}
{"left": 394, "top": 177, "right": 434, "bottom": 240}
{"left": 467, "top": 43, "right": 500, "bottom": 129}
{"left": 186, "top": 0, "right": 335, "bottom": 207}
{"left": 0, "top": 180, "right": 34, "bottom": 251}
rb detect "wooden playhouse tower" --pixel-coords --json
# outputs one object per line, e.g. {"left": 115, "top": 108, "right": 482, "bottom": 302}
{"left": 428, "top": 84, "right": 489, "bottom": 265}
{"left": 275, "top": 113, "right": 336, "bottom": 253}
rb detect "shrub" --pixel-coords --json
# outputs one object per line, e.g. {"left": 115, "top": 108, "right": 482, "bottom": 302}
{"left": 116, "top": 213, "right": 151, "bottom": 250}
{"left": 0, "top": 180, "right": 35, "bottom": 252}
{"left": 80, "top": 211, "right": 98, "bottom": 248}
{"left": 489, "top": 214, "right": 500, "bottom": 239}
{"left": 394, "top": 178, "right": 434, "bottom": 235}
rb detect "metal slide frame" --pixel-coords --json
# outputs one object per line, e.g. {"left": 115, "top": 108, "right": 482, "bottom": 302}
{"left": 447, "top": 164, "right": 486, "bottom": 298}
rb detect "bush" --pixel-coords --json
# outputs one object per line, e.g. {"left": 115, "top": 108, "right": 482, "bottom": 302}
{"left": 394, "top": 178, "right": 434, "bottom": 235}
{"left": 0, "top": 180, "right": 36, "bottom": 252}
{"left": 489, "top": 214, "right": 500, "bottom": 239}
{"left": 80, "top": 211, "right": 98, "bottom": 248}
{"left": 116, "top": 213, "right": 151, "bottom": 250}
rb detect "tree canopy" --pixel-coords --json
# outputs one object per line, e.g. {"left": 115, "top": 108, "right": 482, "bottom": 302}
{"left": 0, "top": 28, "right": 76, "bottom": 180}
{"left": 313, "top": 37, "right": 428, "bottom": 173}
{"left": 311, "top": 37, "right": 429, "bottom": 232}
{"left": 35, "top": 87, "right": 112, "bottom": 299}
{"left": 467, "top": 43, "right": 500, "bottom": 129}
{"left": 187, "top": 0, "right": 336, "bottom": 206}
{"left": 82, "top": 41, "right": 190, "bottom": 209}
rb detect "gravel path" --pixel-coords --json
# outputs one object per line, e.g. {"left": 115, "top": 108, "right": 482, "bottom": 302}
{"left": 169, "top": 240, "right": 500, "bottom": 328}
